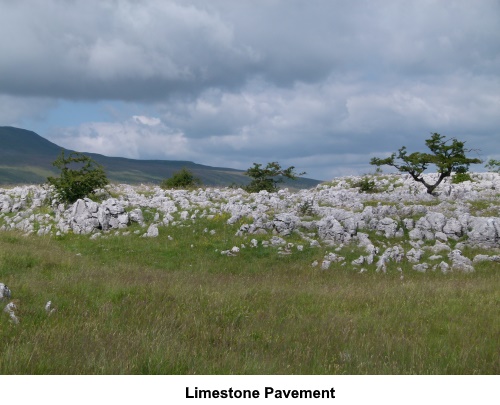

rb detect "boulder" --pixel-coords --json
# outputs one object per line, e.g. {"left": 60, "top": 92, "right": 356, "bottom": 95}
{"left": 466, "top": 217, "right": 498, "bottom": 246}
{"left": 473, "top": 254, "right": 500, "bottom": 263}
{"left": 443, "top": 217, "right": 463, "bottom": 237}
{"left": 376, "top": 217, "right": 399, "bottom": 238}
{"left": 272, "top": 213, "right": 300, "bottom": 236}
{"left": 144, "top": 224, "right": 159, "bottom": 238}
{"left": 129, "top": 208, "right": 144, "bottom": 225}
{"left": 0, "top": 283, "right": 12, "bottom": 300}
{"left": 406, "top": 248, "right": 423, "bottom": 263}
{"left": 317, "top": 216, "right": 351, "bottom": 243}
{"left": 448, "top": 249, "right": 474, "bottom": 273}
{"left": 425, "top": 212, "right": 446, "bottom": 232}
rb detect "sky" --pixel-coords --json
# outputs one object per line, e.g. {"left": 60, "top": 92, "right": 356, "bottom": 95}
{"left": 1, "top": 0, "right": 499, "bottom": 180}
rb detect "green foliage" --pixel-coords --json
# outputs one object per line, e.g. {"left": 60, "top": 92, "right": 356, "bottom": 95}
{"left": 485, "top": 159, "right": 500, "bottom": 173}
{"left": 370, "top": 133, "right": 482, "bottom": 194}
{"left": 160, "top": 168, "right": 202, "bottom": 189}
{"left": 47, "top": 150, "right": 109, "bottom": 203}
{"left": 451, "top": 167, "right": 473, "bottom": 184}
{"left": 297, "top": 199, "right": 315, "bottom": 216}
{"left": 354, "top": 177, "right": 377, "bottom": 193}
{"left": 244, "top": 162, "right": 305, "bottom": 193}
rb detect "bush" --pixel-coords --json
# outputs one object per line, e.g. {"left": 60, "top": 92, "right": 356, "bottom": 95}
{"left": 160, "top": 168, "right": 201, "bottom": 189}
{"left": 485, "top": 159, "right": 500, "bottom": 173}
{"left": 47, "top": 150, "right": 109, "bottom": 203}
{"left": 244, "top": 162, "right": 305, "bottom": 193}
{"left": 354, "top": 177, "right": 377, "bottom": 193}
{"left": 451, "top": 167, "right": 473, "bottom": 184}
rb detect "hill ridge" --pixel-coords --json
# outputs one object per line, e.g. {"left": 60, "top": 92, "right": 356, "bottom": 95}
{"left": 0, "top": 126, "right": 321, "bottom": 188}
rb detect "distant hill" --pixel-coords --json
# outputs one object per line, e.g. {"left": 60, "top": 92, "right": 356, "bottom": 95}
{"left": 0, "top": 126, "right": 322, "bottom": 189}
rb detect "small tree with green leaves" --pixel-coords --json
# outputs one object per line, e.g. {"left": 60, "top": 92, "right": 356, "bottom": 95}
{"left": 485, "top": 159, "right": 500, "bottom": 173}
{"left": 370, "top": 133, "right": 482, "bottom": 195}
{"left": 244, "top": 162, "right": 305, "bottom": 193}
{"left": 160, "top": 168, "right": 202, "bottom": 189}
{"left": 47, "top": 150, "right": 109, "bottom": 203}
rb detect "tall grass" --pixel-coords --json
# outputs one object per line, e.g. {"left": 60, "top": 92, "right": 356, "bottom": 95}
{"left": 0, "top": 216, "right": 498, "bottom": 374}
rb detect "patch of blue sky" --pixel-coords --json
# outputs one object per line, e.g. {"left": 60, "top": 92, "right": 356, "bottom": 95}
{"left": 24, "top": 100, "right": 147, "bottom": 136}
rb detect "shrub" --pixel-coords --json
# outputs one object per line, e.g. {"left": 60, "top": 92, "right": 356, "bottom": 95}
{"left": 485, "top": 159, "right": 500, "bottom": 173}
{"left": 160, "top": 168, "right": 202, "bottom": 189}
{"left": 451, "top": 167, "right": 473, "bottom": 184}
{"left": 244, "top": 162, "right": 305, "bottom": 193}
{"left": 297, "top": 199, "right": 315, "bottom": 216}
{"left": 354, "top": 177, "right": 377, "bottom": 193}
{"left": 47, "top": 150, "right": 109, "bottom": 203}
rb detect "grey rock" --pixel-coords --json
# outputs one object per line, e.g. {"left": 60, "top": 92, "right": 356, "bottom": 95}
{"left": 317, "top": 216, "right": 351, "bottom": 243}
{"left": 413, "top": 263, "right": 429, "bottom": 272}
{"left": 448, "top": 249, "right": 474, "bottom": 273}
{"left": 443, "top": 217, "right": 463, "bottom": 237}
{"left": 425, "top": 241, "right": 451, "bottom": 254}
{"left": 129, "top": 208, "right": 144, "bottom": 225}
{"left": 321, "top": 260, "right": 331, "bottom": 270}
{"left": 352, "top": 255, "right": 365, "bottom": 265}
{"left": 406, "top": 248, "right": 423, "bottom": 263}
{"left": 473, "top": 254, "right": 500, "bottom": 263}
{"left": 270, "top": 236, "right": 286, "bottom": 246}
{"left": 117, "top": 213, "right": 129, "bottom": 226}
{"left": 0, "top": 283, "right": 12, "bottom": 300}
{"left": 425, "top": 212, "right": 446, "bottom": 232}
{"left": 409, "top": 228, "right": 423, "bottom": 240}
{"left": 466, "top": 217, "right": 498, "bottom": 245}
{"left": 438, "top": 261, "right": 450, "bottom": 274}
{"left": 144, "top": 224, "right": 159, "bottom": 238}
{"left": 376, "top": 217, "right": 399, "bottom": 238}
{"left": 402, "top": 218, "right": 414, "bottom": 230}
{"left": 435, "top": 232, "right": 448, "bottom": 242}
{"left": 272, "top": 213, "right": 300, "bottom": 236}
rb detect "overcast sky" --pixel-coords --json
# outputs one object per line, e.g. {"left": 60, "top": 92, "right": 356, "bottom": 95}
{"left": 1, "top": 0, "right": 499, "bottom": 180}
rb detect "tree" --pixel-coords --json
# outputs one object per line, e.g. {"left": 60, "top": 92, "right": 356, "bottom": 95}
{"left": 244, "top": 161, "right": 305, "bottom": 193}
{"left": 160, "top": 168, "right": 202, "bottom": 189}
{"left": 370, "top": 133, "right": 482, "bottom": 195}
{"left": 485, "top": 159, "right": 500, "bottom": 173}
{"left": 47, "top": 150, "right": 109, "bottom": 203}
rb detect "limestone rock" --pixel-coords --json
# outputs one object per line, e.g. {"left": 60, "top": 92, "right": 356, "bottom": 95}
{"left": 0, "top": 283, "right": 12, "bottom": 300}
{"left": 473, "top": 254, "right": 500, "bottom": 263}
{"left": 376, "top": 217, "right": 399, "bottom": 238}
{"left": 448, "top": 249, "right": 474, "bottom": 273}
{"left": 144, "top": 224, "right": 159, "bottom": 238}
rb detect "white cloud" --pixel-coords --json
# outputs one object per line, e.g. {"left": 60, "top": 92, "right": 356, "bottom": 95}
{"left": 48, "top": 117, "right": 189, "bottom": 160}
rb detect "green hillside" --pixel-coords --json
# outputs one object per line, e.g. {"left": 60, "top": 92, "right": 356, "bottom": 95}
{"left": 0, "top": 126, "right": 321, "bottom": 188}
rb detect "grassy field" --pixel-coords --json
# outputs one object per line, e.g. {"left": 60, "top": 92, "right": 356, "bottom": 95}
{"left": 0, "top": 215, "right": 498, "bottom": 374}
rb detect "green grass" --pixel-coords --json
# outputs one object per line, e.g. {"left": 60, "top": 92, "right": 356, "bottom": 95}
{"left": 0, "top": 217, "right": 498, "bottom": 374}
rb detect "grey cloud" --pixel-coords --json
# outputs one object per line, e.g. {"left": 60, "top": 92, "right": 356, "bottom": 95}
{"left": 47, "top": 66, "right": 499, "bottom": 179}
{"left": 1, "top": 0, "right": 499, "bottom": 100}
{"left": 0, "top": 95, "right": 56, "bottom": 125}
{"left": 2, "top": 0, "right": 499, "bottom": 180}
{"left": 0, "top": 0, "right": 259, "bottom": 100}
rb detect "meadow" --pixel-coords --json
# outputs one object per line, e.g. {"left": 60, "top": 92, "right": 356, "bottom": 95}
{"left": 0, "top": 213, "right": 498, "bottom": 374}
